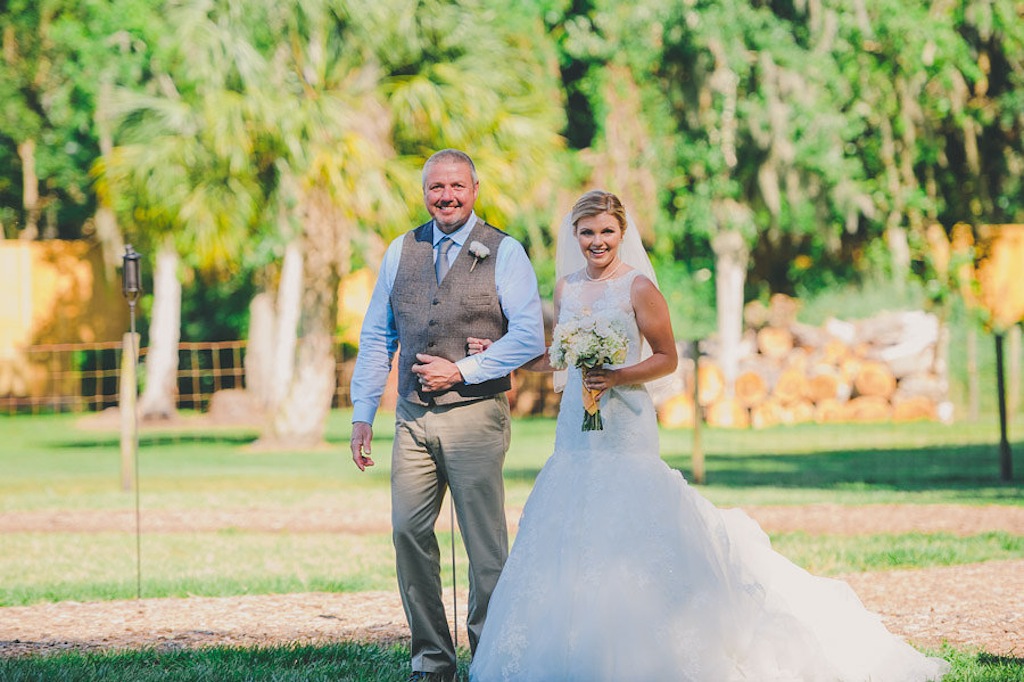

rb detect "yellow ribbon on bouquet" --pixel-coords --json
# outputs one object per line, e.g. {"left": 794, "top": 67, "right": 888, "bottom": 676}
{"left": 581, "top": 378, "right": 604, "bottom": 431}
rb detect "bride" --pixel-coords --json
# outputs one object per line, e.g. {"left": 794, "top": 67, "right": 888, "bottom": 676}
{"left": 467, "top": 190, "right": 949, "bottom": 681}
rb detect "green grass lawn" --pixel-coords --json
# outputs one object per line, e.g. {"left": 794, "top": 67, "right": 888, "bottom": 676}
{"left": 0, "top": 643, "right": 1021, "bottom": 682}
{"left": 1, "top": 409, "right": 1022, "bottom": 679}
{"left": 1, "top": 410, "right": 1022, "bottom": 606}
{"left": 4, "top": 409, "right": 1022, "bottom": 508}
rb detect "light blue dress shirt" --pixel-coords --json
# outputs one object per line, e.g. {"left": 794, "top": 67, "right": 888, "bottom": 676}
{"left": 350, "top": 213, "right": 546, "bottom": 425}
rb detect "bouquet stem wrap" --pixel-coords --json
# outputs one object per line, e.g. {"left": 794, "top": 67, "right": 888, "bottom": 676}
{"left": 582, "top": 383, "right": 604, "bottom": 431}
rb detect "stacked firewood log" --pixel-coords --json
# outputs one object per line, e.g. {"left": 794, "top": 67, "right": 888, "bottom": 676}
{"left": 658, "top": 294, "right": 953, "bottom": 429}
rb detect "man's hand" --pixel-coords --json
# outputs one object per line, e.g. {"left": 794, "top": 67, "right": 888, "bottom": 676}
{"left": 412, "top": 353, "right": 464, "bottom": 392}
{"left": 350, "top": 421, "right": 375, "bottom": 471}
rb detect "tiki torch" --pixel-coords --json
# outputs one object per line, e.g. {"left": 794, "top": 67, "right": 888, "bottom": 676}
{"left": 121, "top": 245, "right": 143, "bottom": 599}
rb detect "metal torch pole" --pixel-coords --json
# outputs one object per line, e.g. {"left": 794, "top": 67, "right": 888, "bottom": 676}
{"left": 122, "top": 245, "right": 143, "bottom": 600}
{"left": 451, "top": 495, "right": 458, "bottom": 653}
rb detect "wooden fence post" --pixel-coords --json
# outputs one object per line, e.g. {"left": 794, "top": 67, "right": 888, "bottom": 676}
{"left": 691, "top": 341, "right": 706, "bottom": 485}
{"left": 995, "top": 333, "right": 1013, "bottom": 482}
{"left": 120, "top": 332, "right": 139, "bottom": 492}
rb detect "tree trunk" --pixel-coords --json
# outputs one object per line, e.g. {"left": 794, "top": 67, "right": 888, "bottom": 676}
{"left": 696, "top": 358, "right": 725, "bottom": 406}
{"left": 244, "top": 291, "right": 276, "bottom": 414}
{"left": 852, "top": 360, "right": 897, "bottom": 399}
{"left": 705, "top": 397, "right": 749, "bottom": 428}
{"left": 885, "top": 223, "right": 911, "bottom": 289}
{"left": 17, "top": 139, "right": 40, "bottom": 240}
{"left": 270, "top": 240, "right": 303, "bottom": 409}
{"left": 711, "top": 229, "right": 748, "bottom": 404}
{"left": 93, "top": 78, "right": 125, "bottom": 274}
{"left": 735, "top": 368, "right": 770, "bottom": 408}
{"left": 138, "top": 239, "right": 181, "bottom": 420}
{"left": 967, "top": 325, "right": 979, "bottom": 421}
{"left": 270, "top": 320, "right": 337, "bottom": 448}
{"left": 892, "top": 395, "right": 938, "bottom": 422}
{"left": 261, "top": 190, "right": 343, "bottom": 448}
{"left": 843, "top": 395, "right": 892, "bottom": 422}
{"left": 93, "top": 207, "right": 123, "bottom": 276}
{"left": 773, "top": 366, "right": 810, "bottom": 405}
{"left": 756, "top": 326, "right": 794, "bottom": 360}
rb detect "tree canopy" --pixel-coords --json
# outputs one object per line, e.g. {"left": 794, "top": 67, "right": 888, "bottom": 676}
{"left": 2, "top": 0, "right": 1022, "bottom": 335}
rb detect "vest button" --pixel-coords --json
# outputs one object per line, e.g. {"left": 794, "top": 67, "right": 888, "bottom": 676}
{"left": 432, "top": 299, "right": 440, "bottom": 305}
{"left": 428, "top": 319, "right": 437, "bottom": 326}
{"left": 428, "top": 341, "right": 436, "bottom": 348}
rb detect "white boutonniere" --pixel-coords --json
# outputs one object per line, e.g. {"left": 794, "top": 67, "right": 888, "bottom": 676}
{"left": 468, "top": 241, "right": 490, "bottom": 272}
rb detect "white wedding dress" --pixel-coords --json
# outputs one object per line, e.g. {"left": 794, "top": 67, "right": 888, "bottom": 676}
{"left": 469, "top": 270, "right": 949, "bottom": 682}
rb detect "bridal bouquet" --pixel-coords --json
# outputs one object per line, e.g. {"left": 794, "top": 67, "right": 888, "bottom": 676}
{"left": 549, "top": 312, "right": 629, "bottom": 431}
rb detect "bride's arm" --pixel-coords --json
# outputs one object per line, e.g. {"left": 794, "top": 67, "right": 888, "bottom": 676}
{"left": 467, "top": 278, "right": 566, "bottom": 372}
{"left": 582, "top": 276, "right": 677, "bottom": 393}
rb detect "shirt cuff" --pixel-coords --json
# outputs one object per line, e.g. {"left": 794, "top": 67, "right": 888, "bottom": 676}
{"left": 455, "top": 354, "right": 485, "bottom": 385}
{"left": 351, "top": 402, "right": 378, "bottom": 426}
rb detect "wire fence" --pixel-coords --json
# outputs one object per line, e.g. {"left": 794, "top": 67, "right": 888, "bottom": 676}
{"left": 0, "top": 340, "right": 356, "bottom": 415}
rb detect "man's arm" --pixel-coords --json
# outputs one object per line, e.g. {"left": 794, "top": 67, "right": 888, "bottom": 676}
{"left": 348, "top": 237, "right": 402, "bottom": 469}
{"left": 456, "top": 236, "right": 546, "bottom": 384}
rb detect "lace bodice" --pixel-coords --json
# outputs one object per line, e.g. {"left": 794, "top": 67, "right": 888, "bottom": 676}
{"left": 553, "top": 269, "right": 659, "bottom": 455}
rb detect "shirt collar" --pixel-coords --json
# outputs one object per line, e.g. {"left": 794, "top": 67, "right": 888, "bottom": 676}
{"left": 432, "top": 212, "right": 478, "bottom": 248}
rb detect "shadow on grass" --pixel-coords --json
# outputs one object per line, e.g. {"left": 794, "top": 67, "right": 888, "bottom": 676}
{"left": 943, "top": 646, "right": 1024, "bottom": 681}
{"left": 504, "top": 438, "right": 1023, "bottom": 498}
{"left": 54, "top": 428, "right": 391, "bottom": 453}
{"left": 977, "top": 652, "right": 1024, "bottom": 667}
{"left": 56, "top": 433, "right": 261, "bottom": 449}
{"left": 660, "top": 439, "right": 1023, "bottom": 496}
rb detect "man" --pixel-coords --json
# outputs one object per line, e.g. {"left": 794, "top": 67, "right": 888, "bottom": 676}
{"left": 349, "top": 149, "right": 545, "bottom": 682}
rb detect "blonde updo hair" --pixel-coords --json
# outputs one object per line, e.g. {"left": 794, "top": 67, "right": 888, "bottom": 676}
{"left": 570, "top": 190, "right": 628, "bottom": 234}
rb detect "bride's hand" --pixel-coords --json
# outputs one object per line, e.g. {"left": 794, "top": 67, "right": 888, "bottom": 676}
{"left": 467, "top": 337, "right": 493, "bottom": 355}
{"left": 583, "top": 367, "right": 616, "bottom": 396}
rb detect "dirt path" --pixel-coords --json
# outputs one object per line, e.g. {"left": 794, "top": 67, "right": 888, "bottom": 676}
{"left": 1, "top": 504, "right": 1022, "bottom": 659}
{"left": 1, "top": 561, "right": 1021, "bottom": 660}
{"left": 4, "top": 502, "right": 1024, "bottom": 536}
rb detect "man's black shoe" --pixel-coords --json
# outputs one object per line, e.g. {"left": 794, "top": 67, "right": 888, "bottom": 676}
{"left": 407, "top": 671, "right": 455, "bottom": 682}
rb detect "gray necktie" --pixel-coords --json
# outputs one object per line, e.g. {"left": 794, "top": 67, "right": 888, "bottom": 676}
{"left": 435, "top": 237, "right": 454, "bottom": 284}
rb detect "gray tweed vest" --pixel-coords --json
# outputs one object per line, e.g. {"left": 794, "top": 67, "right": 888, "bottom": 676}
{"left": 390, "top": 219, "right": 511, "bottom": 406}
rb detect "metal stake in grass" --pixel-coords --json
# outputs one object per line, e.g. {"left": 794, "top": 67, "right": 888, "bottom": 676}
{"left": 121, "top": 245, "right": 143, "bottom": 600}
{"left": 450, "top": 493, "right": 458, "bottom": 654}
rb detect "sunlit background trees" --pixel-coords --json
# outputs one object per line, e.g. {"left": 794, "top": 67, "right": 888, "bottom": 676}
{"left": 2, "top": 0, "right": 1023, "bottom": 446}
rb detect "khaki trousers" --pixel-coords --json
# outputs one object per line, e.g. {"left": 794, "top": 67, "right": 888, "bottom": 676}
{"left": 391, "top": 394, "right": 511, "bottom": 674}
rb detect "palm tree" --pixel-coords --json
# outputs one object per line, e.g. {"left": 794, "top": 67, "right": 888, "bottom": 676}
{"left": 101, "top": 0, "right": 566, "bottom": 446}
{"left": 240, "top": 0, "right": 404, "bottom": 447}
{"left": 254, "top": 0, "right": 567, "bottom": 447}
{"left": 375, "top": 0, "right": 566, "bottom": 245}
{"left": 97, "top": 0, "right": 267, "bottom": 420}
